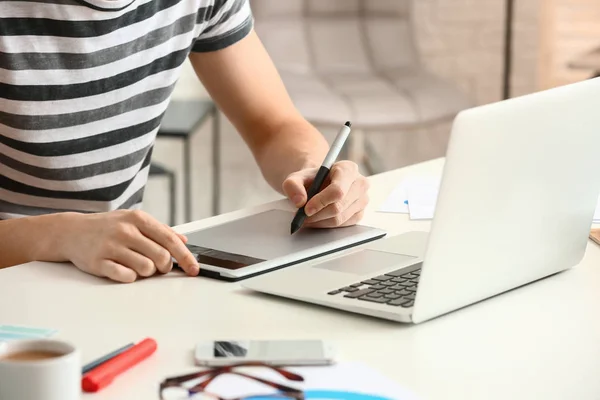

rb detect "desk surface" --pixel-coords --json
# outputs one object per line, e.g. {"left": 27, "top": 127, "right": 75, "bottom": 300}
{"left": 2, "top": 158, "right": 600, "bottom": 400}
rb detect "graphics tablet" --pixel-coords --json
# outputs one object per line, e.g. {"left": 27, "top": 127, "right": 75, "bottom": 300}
{"left": 177, "top": 209, "right": 386, "bottom": 281}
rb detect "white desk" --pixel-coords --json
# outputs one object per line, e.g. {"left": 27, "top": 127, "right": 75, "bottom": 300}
{"left": 2, "top": 158, "right": 600, "bottom": 400}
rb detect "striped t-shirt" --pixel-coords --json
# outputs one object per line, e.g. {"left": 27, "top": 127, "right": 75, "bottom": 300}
{"left": 0, "top": 0, "right": 253, "bottom": 220}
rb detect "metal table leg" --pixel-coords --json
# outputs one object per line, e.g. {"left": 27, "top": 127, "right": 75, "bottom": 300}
{"left": 168, "top": 169, "right": 176, "bottom": 226}
{"left": 211, "top": 106, "right": 220, "bottom": 216}
{"left": 184, "top": 135, "right": 192, "bottom": 223}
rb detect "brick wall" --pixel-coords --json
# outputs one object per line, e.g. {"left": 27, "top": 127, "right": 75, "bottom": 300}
{"left": 413, "top": 0, "right": 541, "bottom": 105}
{"left": 543, "top": 0, "right": 600, "bottom": 88}
{"left": 172, "top": 0, "right": 543, "bottom": 105}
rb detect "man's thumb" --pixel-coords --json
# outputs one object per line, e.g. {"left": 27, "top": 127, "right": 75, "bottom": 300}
{"left": 283, "top": 174, "right": 308, "bottom": 207}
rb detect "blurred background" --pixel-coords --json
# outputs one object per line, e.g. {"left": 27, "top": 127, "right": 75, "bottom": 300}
{"left": 144, "top": 0, "right": 600, "bottom": 226}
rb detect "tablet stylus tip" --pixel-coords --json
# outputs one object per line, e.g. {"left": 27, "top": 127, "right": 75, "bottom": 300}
{"left": 291, "top": 224, "right": 300, "bottom": 235}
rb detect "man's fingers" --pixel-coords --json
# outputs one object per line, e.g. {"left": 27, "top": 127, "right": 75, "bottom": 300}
{"left": 112, "top": 247, "right": 157, "bottom": 277}
{"left": 165, "top": 224, "right": 188, "bottom": 244}
{"left": 129, "top": 234, "right": 174, "bottom": 274}
{"left": 282, "top": 169, "right": 317, "bottom": 207}
{"left": 306, "top": 209, "right": 365, "bottom": 229}
{"left": 100, "top": 260, "right": 137, "bottom": 283}
{"left": 304, "top": 163, "right": 356, "bottom": 217}
{"left": 342, "top": 210, "right": 365, "bottom": 227}
{"left": 306, "top": 191, "right": 368, "bottom": 228}
{"left": 306, "top": 178, "right": 365, "bottom": 223}
{"left": 131, "top": 211, "right": 199, "bottom": 276}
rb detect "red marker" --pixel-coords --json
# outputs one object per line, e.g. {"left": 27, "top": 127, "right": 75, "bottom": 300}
{"left": 82, "top": 338, "right": 157, "bottom": 393}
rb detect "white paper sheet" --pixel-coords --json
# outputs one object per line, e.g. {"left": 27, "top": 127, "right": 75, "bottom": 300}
{"left": 378, "top": 178, "right": 439, "bottom": 220}
{"left": 406, "top": 180, "right": 440, "bottom": 220}
{"left": 378, "top": 181, "right": 410, "bottom": 214}
{"left": 595, "top": 196, "right": 600, "bottom": 223}
{"left": 184, "top": 362, "right": 416, "bottom": 400}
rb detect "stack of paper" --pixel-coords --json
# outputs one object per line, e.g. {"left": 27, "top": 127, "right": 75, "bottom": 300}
{"left": 378, "top": 178, "right": 440, "bottom": 220}
{"left": 380, "top": 178, "right": 600, "bottom": 224}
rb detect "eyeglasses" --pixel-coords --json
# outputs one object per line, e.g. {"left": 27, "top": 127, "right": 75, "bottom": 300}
{"left": 159, "top": 362, "right": 305, "bottom": 400}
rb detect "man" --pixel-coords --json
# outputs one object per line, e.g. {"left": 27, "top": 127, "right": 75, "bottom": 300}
{"left": 0, "top": 0, "right": 370, "bottom": 282}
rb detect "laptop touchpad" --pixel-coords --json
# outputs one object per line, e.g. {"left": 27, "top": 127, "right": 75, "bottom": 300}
{"left": 312, "top": 250, "right": 417, "bottom": 275}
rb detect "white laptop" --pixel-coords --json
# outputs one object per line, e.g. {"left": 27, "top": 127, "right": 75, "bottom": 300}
{"left": 242, "top": 78, "right": 600, "bottom": 323}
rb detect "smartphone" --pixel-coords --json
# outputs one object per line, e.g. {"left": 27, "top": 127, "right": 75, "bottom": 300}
{"left": 194, "top": 340, "right": 336, "bottom": 367}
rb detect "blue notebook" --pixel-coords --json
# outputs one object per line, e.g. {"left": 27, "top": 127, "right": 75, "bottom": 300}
{"left": 0, "top": 325, "right": 57, "bottom": 342}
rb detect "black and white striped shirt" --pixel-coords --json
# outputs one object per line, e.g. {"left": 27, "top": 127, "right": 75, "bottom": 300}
{"left": 0, "top": 0, "right": 252, "bottom": 219}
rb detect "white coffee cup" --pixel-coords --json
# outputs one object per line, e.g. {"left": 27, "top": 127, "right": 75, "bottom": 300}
{"left": 0, "top": 339, "right": 81, "bottom": 400}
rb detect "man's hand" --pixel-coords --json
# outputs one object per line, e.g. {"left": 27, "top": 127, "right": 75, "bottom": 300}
{"left": 61, "top": 210, "right": 199, "bottom": 283}
{"left": 282, "top": 161, "right": 370, "bottom": 228}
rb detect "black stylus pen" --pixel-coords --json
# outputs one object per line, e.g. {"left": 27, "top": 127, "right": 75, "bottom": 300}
{"left": 291, "top": 121, "right": 352, "bottom": 234}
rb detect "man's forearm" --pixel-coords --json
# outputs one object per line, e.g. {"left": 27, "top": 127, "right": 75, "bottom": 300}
{"left": 0, "top": 213, "right": 73, "bottom": 268}
{"left": 254, "top": 118, "right": 330, "bottom": 193}
{"left": 188, "top": 32, "right": 330, "bottom": 192}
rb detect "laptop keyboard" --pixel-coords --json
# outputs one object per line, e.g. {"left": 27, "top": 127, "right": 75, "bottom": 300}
{"left": 327, "top": 263, "right": 422, "bottom": 308}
